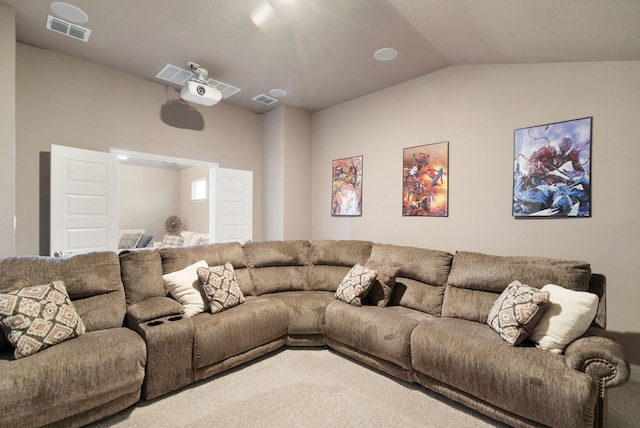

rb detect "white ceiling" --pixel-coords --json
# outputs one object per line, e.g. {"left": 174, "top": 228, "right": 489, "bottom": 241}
{"left": 5, "top": 0, "right": 640, "bottom": 114}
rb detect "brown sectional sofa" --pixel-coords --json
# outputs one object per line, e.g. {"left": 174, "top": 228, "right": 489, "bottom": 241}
{"left": 0, "top": 240, "right": 630, "bottom": 427}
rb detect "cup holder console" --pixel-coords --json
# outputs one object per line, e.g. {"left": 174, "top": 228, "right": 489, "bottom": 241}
{"left": 168, "top": 316, "right": 183, "bottom": 322}
{"left": 147, "top": 320, "right": 164, "bottom": 327}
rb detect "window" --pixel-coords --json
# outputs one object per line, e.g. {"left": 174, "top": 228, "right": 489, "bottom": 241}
{"left": 191, "top": 177, "right": 207, "bottom": 201}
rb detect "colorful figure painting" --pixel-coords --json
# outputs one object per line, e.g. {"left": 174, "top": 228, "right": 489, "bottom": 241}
{"left": 331, "top": 155, "right": 362, "bottom": 216}
{"left": 402, "top": 142, "right": 448, "bottom": 216}
{"left": 513, "top": 117, "right": 592, "bottom": 217}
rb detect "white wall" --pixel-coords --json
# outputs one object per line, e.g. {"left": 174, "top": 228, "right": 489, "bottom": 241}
{"left": 311, "top": 61, "right": 640, "bottom": 363}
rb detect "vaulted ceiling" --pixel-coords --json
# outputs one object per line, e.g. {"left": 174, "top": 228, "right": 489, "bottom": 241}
{"left": 5, "top": 0, "right": 640, "bottom": 113}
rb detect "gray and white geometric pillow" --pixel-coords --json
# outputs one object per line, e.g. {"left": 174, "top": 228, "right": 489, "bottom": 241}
{"left": 487, "top": 280, "right": 550, "bottom": 345}
{"left": 197, "top": 263, "right": 245, "bottom": 314}
{"left": 0, "top": 281, "right": 86, "bottom": 359}
{"left": 335, "top": 263, "right": 377, "bottom": 306}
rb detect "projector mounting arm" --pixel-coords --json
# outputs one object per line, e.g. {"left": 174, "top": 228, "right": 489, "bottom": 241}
{"left": 187, "top": 61, "right": 209, "bottom": 82}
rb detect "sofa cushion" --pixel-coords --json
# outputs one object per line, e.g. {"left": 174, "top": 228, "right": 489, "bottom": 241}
{"left": 0, "top": 281, "right": 86, "bottom": 359}
{"left": 119, "top": 249, "right": 166, "bottom": 306}
{"left": 197, "top": 263, "right": 245, "bottom": 314}
{"left": 119, "top": 233, "right": 142, "bottom": 249}
{"left": 335, "top": 264, "right": 377, "bottom": 306}
{"left": 162, "top": 235, "right": 185, "bottom": 247}
{"left": 442, "top": 251, "right": 591, "bottom": 323}
{"left": 162, "top": 260, "right": 208, "bottom": 317}
{"left": 0, "top": 252, "right": 127, "bottom": 333}
{"left": 160, "top": 243, "right": 253, "bottom": 296}
{"left": 487, "top": 280, "right": 550, "bottom": 345}
{"left": 268, "top": 291, "right": 335, "bottom": 335}
{"left": 528, "top": 284, "right": 599, "bottom": 354}
{"left": 309, "top": 240, "right": 373, "bottom": 291}
{"left": 368, "top": 244, "right": 453, "bottom": 316}
{"left": 191, "top": 297, "right": 288, "bottom": 368}
{"left": 0, "top": 328, "right": 146, "bottom": 428}
{"left": 411, "top": 317, "right": 597, "bottom": 428}
{"left": 244, "top": 241, "right": 311, "bottom": 295}
{"left": 364, "top": 260, "right": 400, "bottom": 307}
{"left": 325, "top": 302, "right": 434, "bottom": 370}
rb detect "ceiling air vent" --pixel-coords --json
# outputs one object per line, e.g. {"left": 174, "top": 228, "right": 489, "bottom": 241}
{"left": 46, "top": 15, "right": 91, "bottom": 42}
{"left": 155, "top": 64, "right": 241, "bottom": 100}
{"left": 252, "top": 94, "right": 278, "bottom": 106}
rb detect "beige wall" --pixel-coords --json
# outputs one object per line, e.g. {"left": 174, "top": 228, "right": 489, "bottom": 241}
{"left": 179, "top": 166, "right": 210, "bottom": 233}
{"left": 311, "top": 62, "right": 640, "bottom": 364}
{"left": 262, "top": 105, "right": 312, "bottom": 240}
{"left": 15, "top": 43, "right": 263, "bottom": 254}
{"left": 118, "top": 164, "right": 180, "bottom": 241}
{"left": 0, "top": 4, "right": 15, "bottom": 257}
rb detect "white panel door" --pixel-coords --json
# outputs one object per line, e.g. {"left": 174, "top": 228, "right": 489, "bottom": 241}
{"left": 50, "top": 144, "right": 118, "bottom": 256}
{"left": 214, "top": 168, "right": 253, "bottom": 243}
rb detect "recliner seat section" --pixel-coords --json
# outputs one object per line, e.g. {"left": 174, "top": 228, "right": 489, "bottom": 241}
{"left": 0, "top": 252, "right": 146, "bottom": 428}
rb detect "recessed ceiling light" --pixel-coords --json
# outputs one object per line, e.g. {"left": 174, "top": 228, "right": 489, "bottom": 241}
{"left": 374, "top": 47, "right": 398, "bottom": 62}
{"left": 269, "top": 88, "right": 287, "bottom": 98}
{"left": 50, "top": 2, "right": 88, "bottom": 24}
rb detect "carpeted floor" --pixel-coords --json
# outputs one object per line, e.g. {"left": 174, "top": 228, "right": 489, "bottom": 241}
{"left": 87, "top": 348, "right": 639, "bottom": 427}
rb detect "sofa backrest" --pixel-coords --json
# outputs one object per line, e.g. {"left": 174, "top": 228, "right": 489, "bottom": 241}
{"left": 119, "top": 249, "right": 166, "bottom": 306}
{"left": 308, "top": 240, "right": 373, "bottom": 291}
{"left": 243, "top": 240, "right": 310, "bottom": 295}
{"left": 160, "top": 242, "right": 253, "bottom": 296}
{"left": 368, "top": 243, "right": 453, "bottom": 316}
{"left": 0, "top": 252, "right": 126, "bottom": 333}
{"left": 441, "top": 250, "right": 594, "bottom": 323}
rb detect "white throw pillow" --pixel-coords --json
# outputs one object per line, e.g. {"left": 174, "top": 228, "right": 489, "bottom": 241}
{"left": 162, "top": 260, "right": 209, "bottom": 317}
{"left": 528, "top": 284, "right": 599, "bottom": 354}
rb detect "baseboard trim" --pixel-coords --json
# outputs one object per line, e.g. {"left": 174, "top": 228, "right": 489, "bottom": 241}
{"left": 630, "top": 364, "right": 640, "bottom": 383}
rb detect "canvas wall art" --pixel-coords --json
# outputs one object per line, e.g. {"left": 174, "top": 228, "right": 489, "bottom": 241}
{"left": 513, "top": 117, "right": 592, "bottom": 217}
{"left": 402, "top": 142, "right": 448, "bottom": 217}
{"left": 331, "top": 155, "right": 362, "bottom": 216}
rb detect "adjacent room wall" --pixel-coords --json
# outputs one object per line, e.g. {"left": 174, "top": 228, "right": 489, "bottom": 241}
{"left": 0, "top": 4, "right": 15, "bottom": 258}
{"left": 118, "top": 164, "right": 180, "bottom": 242}
{"left": 180, "top": 166, "right": 211, "bottom": 233}
{"left": 15, "top": 42, "right": 263, "bottom": 255}
{"left": 311, "top": 61, "right": 640, "bottom": 364}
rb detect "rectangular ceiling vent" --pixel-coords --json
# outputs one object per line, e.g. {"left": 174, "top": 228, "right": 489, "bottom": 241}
{"left": 46, "top": 15, "right": 91, "bottom": 42}
{"left": 155, "top": 64, "right": 241, "bottom": 99}
{"left": 252, "top": 94, "right": 278, "bottom": 106}
{"left": 205, "top": 78, "right": 241, "bottom": 99}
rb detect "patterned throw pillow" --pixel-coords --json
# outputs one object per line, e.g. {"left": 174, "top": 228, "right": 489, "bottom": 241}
{"left": 197, "top": 263, "right": 245, "bottom": 314}
{"left": 487, "top": 280, "right": 550, "bottom": 345}
{"left": 335, "top": 263, "right": 377, "bottom": 306}
{"left": 162, "top": 235, "right": 185, "bottom": 247}
{"left": 119, "top": 233, "right": 142, "bottom": 249}
{"left": 0, "top": 281, "right": 86, "bottom": 359}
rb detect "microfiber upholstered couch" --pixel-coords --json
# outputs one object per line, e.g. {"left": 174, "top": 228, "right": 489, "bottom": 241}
{"left": 0, "top": 240, "right": 630, "bottom": 427}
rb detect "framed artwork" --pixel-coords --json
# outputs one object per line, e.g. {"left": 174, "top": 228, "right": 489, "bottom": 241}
{"left": 402, "top": 142, "right": 448, "bottom": 216}
{"left": 513, "top": 117, "right": 592, "bottom": 217}
{"left": 331, "top": 155, "right": 362, "bottom": 216}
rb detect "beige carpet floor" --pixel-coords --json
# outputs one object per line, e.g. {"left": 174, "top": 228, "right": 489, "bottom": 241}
{"left": 87, "top": 348, "right": 639, "bottom": 427}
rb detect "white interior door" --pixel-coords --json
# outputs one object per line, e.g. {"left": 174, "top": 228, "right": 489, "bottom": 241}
{"left": 214, "top": 168, "right": 253, "bottom": 243}
{"left": 50, "top": 144, "right": 118, "bottom": 256}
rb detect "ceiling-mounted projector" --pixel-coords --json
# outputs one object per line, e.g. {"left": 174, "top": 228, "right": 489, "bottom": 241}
{"left": 180, "top": 62, "right": 222, "bottom": 106}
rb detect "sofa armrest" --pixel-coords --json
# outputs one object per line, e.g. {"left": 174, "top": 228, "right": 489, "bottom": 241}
{"left": 127, "top": 296, "right": 184, "bottom": 325}
{"left": 564, "top": 327, "right": 630, "bottom": 388}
